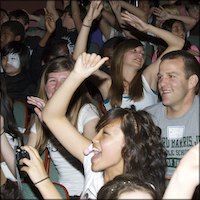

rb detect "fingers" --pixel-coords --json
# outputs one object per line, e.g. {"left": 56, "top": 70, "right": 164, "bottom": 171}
{"left": 27, "top": 96, "right": 45, "bottom": 111}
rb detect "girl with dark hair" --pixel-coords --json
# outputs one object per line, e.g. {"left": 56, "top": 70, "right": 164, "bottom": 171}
{"left": 152, "top": 19, "right": 200, "bottom": 63}
{"left": 1, "top": 41, "right": 37, "bottom": 103}
{"left": 97, "top": 174, "right": 158, "bottom": 199}
{"left": 0, "top": 75, "right": 22, "bottom": 180}
{"left": 42, "top": 52, "right": 167, "bottom": 199}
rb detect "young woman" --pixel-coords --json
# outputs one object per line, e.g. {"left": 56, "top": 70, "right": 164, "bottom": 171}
{"left": 152, "top": 19, "right": 200, "bottom": 63}
{"left": 42, "top": 52, "right": 167, "bottom": 199}
{"left": 26, "top": 55, "right": 100, "bottom": 198}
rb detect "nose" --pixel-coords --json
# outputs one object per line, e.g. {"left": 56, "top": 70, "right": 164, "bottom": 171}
{"left": 92, "top": 133, "right": 100, "bottom": 144}
{"left": 158, "top": 77, "right": 169, "bottom": 88}
{"left": 55, "top": 81, "right": 62, "bottom": 91}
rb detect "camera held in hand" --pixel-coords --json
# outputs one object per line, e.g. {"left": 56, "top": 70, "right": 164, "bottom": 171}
{"left": 15, "top": 146, "right": 30, "bottom": 166}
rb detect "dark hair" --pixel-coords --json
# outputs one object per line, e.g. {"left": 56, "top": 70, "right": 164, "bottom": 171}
{"left": 1, "top": 41, "right": 30, "bottom": 72}
{"left": 63, "top": 3, "right": 87, "bottom": 21}
{"left": 43, "top": 39, "right": 69, "bottom": 64}
{"left": 0, "top": 75, "right": 22, "bottom": 140}
{"left": 97, "top": 174, "right": 158, "bottom": 199}
{"left": 0, "top": 179, "right": 23, "bottom": 200}
{"left": 156, "top": 19, "right": 191, "bottom": 57}
{"left": 161, "top": 50, "right": 200, "bottom": 94}
{"left": 96, "top": 107, "right": 167, "bottom": 198}
{"left": 9, "top": 9, "right": 29, "bottom": 25}
{"left": 1, "top": 20, "right": 25, "bottom": 41}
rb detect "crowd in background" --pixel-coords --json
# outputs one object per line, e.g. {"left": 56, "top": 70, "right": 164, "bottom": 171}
{"left": 0, "top": 0, "right": 199, "bottom": 199}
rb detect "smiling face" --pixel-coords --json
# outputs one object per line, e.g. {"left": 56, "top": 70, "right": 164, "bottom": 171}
{"left": 45, "top": 70, "right": 71, "bottom": 99}
{"left": 158, "top": 57, "right": 190, "bottom": 109}
{"left": 91, "top": 119, "right": 125, "bottom": 175}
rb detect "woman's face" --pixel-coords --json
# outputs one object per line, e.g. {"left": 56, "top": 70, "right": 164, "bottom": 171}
{"left": 171, "top": 21, "right": 185, "bottom": 39}
{"left": 91, "top": 119, "right": 125, "bottom": 174}
{"left": 45, "top": 70, "right": 71, "bottom": 99}
{"left": 123, "top": 46, "right": 145, "bottom": 70}
{"left": 2, "top": 53, "right": 21, "bottom": 76}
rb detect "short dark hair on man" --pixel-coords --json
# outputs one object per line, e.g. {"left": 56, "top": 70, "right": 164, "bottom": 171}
{"left": 9, "top": 9, "right": 29, "bottom": 25}
{"left": 1, "top": 20, "right": 25, "bottom": 41}
{"left": 161, "top": 50, "right": 200, "bottom": 94}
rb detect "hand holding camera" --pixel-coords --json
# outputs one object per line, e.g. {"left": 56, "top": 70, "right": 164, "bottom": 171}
{"left": 15, "top": 146, "right": 30, "bottom": 166}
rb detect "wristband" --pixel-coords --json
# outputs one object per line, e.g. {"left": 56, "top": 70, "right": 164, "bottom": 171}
{"left": 82, "top": 23, "right": 91, "bottom": 28}
{"left": 34, "top": 176, "right": 49, "bottom": 185}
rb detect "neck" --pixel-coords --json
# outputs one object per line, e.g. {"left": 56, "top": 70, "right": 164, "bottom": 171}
{"left": 103, "top": 162, "right": 124, "bottom": 184}
{"left": 123, "top": 65, "right": 137, "bottom": 83}
{"left": 166, "top": 95, "right": 196, "bottom": 118}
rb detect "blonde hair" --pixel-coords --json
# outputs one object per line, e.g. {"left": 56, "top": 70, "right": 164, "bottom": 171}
{"left": 34, "top": 56, "right": 95, "bottom": 153}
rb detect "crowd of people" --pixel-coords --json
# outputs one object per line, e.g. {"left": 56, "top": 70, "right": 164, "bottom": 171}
{"left": 1, "top": 0, "right": 199, "bottom": 199}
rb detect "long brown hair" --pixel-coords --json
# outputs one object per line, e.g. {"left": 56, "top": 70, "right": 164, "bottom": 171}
{"left": 109, "top": 39, "right": 145, "bottom": 108}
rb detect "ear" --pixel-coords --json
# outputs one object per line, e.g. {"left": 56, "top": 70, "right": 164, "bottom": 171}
{"left": 188, "top": 74, "right": 199, "bottom": 90}
{"left": 15, "top": 35, "right": 22, "bottom": 41}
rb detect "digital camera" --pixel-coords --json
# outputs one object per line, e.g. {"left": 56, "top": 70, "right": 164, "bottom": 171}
{"left": 15, "top": 146, "right": 30, "bottom": 165}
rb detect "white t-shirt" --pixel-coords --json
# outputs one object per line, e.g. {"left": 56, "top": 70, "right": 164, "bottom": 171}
{"left": 104, "top": 75, "right": 158, "bottom": 111}
{"left": 31, "top": 103, "right": 100, "bottom": 196}
{"left": 81, "top": 146, "right": 104, "bottom": 199}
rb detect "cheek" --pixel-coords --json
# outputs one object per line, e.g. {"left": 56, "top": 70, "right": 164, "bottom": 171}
{"left": 45, "top": 85, "right": 54, "bottom": 99}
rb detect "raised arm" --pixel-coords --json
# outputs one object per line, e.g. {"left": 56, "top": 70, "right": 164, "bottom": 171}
{"left": 120, "top": 0, "right": 147, "bottom": 22}
{"left": 46, "top": 0, "right": 59, "bottom": 22}
{"left": 163, "top": 143, "right": 199, "bottom": 199}
{"left": 42, "top": 53, "right": 108, "bottom": 163}
{"left": 121, "top": 11, "right": 185, "bottom": 91}
{"left": 153, "top": 6, "right": 197, "bottom": 31}
{"left": 39, "top": 9, "right": 56, "bottom": 48}
{"left": 71, "top": 0, "right": 82, "bottom": 32}
{"left": 73, "top": 0, "right": 103, "bottom": 60}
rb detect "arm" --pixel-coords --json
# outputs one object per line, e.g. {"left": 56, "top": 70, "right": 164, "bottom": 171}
{"left": 0, "top": 115, "right": 16, "bottom": 176}
{"left": 39, "top": 9, "right": 56, "bottom": 48}
{"left": 73, "top": 0, "right": 103, "bottom": 60}
{"left": 20, "top": 146, "right": 62, "bottom": 199}
{"left": 153, "top": 6, "right": 197, "bottom": 31}
{"left": 46, "top": 0, "right": 59, "bottom": 22}
{"left": 163, "top": 143, "right": 199, "bottom": 199}
{"left": 120, "top": 0, "right": 148, "bottom": 22}
{"left": 43, "top": 53, "right": 108, "bottom": 163}
{"left": 71, "top": 0, "right": 82, "bottom": 32}
{"left": 121, "top": 11, "right": 185, "bottom": 91}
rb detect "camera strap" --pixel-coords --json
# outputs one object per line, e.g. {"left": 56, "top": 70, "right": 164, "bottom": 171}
{"left": 14, "top": 145, "right": 22, "bottom": 191}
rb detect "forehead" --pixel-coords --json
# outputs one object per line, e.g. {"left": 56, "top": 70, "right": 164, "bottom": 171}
{"left": 159, "top": 57, "right": 185, "bottom": 73}
{"left": 47, "top": 70, "right": 70, "bottom": 78}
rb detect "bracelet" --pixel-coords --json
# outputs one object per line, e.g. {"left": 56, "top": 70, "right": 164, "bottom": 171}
{"left": 82, "top": 23, "right": 91, "bottom": 28}
{"left": 0, "top": 131, "right": 5, "bottom": 136}
{"left": 34, "top": 176, "right": 49, "bottom": 185}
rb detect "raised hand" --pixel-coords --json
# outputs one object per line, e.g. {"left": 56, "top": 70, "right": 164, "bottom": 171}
{"left": 27, "top": 96, "right": 45, "bottom": 122}
{"left": 84, "top": 0, "right": 103, "bottom": 23}
{"left": 20, "top": 146, "right": 48, "bottom": 185}
{"left": 121, "top": 11, "right": 149, "bottom": 32}
{"left": 153, "top": 6, "right": 171, "bottom": 21}
{"left": 73, "top": 52, "right": 109, "bottom": 79}
{"left": 44, "top": 8, "right": 56, "bottom": 34}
